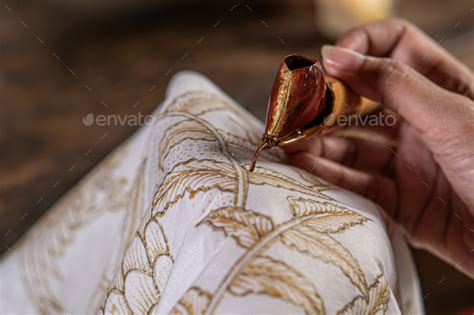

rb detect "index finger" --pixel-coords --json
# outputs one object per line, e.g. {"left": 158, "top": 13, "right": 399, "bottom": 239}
{"left": 336, "top": 18, "right": 473, "bottom": 98}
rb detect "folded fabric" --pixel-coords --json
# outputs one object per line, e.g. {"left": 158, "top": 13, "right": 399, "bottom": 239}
{"left": 0, "top": 71, "right": 423, "bottom": 314}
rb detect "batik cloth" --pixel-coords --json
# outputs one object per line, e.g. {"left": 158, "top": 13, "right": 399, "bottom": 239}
{"left": 0, "top": 71, "right": 423, "bottom": 314}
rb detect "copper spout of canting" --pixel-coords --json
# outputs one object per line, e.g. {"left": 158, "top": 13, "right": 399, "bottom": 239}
{"left": 249, "top": 141, "right": 268, "bottom": 172}
{"left": 249, "top": 54, "right": 378, "bottom": 172}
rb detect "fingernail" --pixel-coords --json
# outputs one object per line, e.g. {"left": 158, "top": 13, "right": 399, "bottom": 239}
{"left": 321, "top": 45, "right": 365, "bottom": 73}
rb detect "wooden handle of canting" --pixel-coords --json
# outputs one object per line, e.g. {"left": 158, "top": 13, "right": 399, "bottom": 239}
{"left": 325, "top": 75, "right": 379, "bottom": 119}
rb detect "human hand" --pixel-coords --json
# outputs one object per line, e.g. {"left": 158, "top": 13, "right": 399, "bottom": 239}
{"left": 283, "top": 18, "right": 474, "bottom": 276}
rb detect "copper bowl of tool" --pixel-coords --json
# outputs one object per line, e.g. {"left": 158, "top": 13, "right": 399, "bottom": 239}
{"left": 250, "top": 54, "right": 378, "bottom": 171}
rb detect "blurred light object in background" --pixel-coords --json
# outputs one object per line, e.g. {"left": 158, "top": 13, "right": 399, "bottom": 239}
{"left": 314, "top": 0, "right": 394, "bottom": 38}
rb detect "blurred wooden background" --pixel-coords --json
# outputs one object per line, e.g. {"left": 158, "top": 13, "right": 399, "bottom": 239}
{"left": 0, "top": 0, "right": 473, "bottom": 313}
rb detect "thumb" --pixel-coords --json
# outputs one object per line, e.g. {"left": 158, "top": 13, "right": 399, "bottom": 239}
{"left": 321, "top": 45, "right": 471, "bottom": 136}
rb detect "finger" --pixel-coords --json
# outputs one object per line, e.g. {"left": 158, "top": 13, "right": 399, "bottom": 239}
{"left": 283, "top": 135, "right": 395, "bottom": 175}
{"left": 283, "top": 109, "right": 400, "bottom": 155}
{"left": 321, "top": 45, "right": 473, "bottom": 140}
{"left": 336, "top": 18, "right": 474, "bottom": 98}
{"left": 331, "top": 127, "right": 398, "bottom": 144}
{"left": 288, "top": 152, "right": 397, "bottom": 212}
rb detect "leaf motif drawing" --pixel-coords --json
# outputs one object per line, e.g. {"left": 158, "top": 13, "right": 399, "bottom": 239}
{"left": 103, "top": 289, "right": 132, "bottom": 315}
{"left": 218, "top": 130, "right": 255, "bottom": 150}
{"left": 227, "top": 114, "right": 262, "bottom": 141}
{"left": 229, "top": 255, "right": 324, "bottom": 314}
{"left": 281, "top": 225, "right": 368, "bottom": 296}
{"left": 192, "top": 204, "right": 370, "bottom": 315}
{"left": 280, "top": 201, "right": 369, "bottom": 295}
{"left": 249, "top": 166, "right": 331, "bottom": 200}
{"left": 121, "top": 235, "right": 150, "bottom": 275}
{"left": 303, "top": 213, "right": 368, "bottom": 234}
{"left": 101, "top": 218, "right": 173, "bottom": 315}
{"left": 122, "top": 160, "right": 147, "bottom": 250}
{"left": 152, "top": 159, "right": 236, "bottom": 215}
{"left": 22, "top": 147, "right": 129, "bottom": 314}
{"left": 217, "top": 130, "right": 282, "bottom": 162}
{"left": 171, "top": 287, "right": 212, "bottom": 315}
{"left": 288, "top": 196, "right": 349, "bottom": 217}
{"left": 124, "top": 270, "right": 159, "bottom": 314}
{"left": 144, "top": 220, "right": 170, "bottom": 265}
{"left": 146, "top": 90, "right": 381, "bottom": 314}
{"left": 337, "top": 274, "right": 390, "bottom": 315}
{"left": 199, "top": 207, "right": 274, "bottom": 248}
{"left": 288, "top": 197, "right": 369, "bottom": 234}
{"left": 159, "top": 120, "right": 216, "bottom": 171}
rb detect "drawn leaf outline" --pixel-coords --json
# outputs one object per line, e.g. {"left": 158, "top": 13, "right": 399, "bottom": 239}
{"left": 199, "top": 207, "right": 274, "bottom": 248}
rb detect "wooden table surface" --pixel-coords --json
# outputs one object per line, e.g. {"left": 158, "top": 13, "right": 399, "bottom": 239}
{"left": 1, "top": 0, "right": 473, "bottom": 313}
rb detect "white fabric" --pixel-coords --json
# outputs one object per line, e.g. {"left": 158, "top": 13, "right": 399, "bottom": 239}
{"left": 0, "top": 71, "right": 423, "bottom": 314}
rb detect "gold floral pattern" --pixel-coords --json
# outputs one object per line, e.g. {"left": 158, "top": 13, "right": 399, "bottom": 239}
{"left": 170, "top": 200, "right": 378, "bottom": 315}
{"left": 337, "top": 275, "right": 390, "bottom": 315}
{"left": 101, "top": 218, "right": 172, "bottom": 314}
{"left": 100, "top": 88, "right": 396, "bottom": 314}
{"left": 194, "top": 206, "right": 366, "bottom": 314}
{"left": 22, "top": 147, "right": 130, "bottom": 314}
{"left": 6, "top": 74, "right": 421, "bottom": 315}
